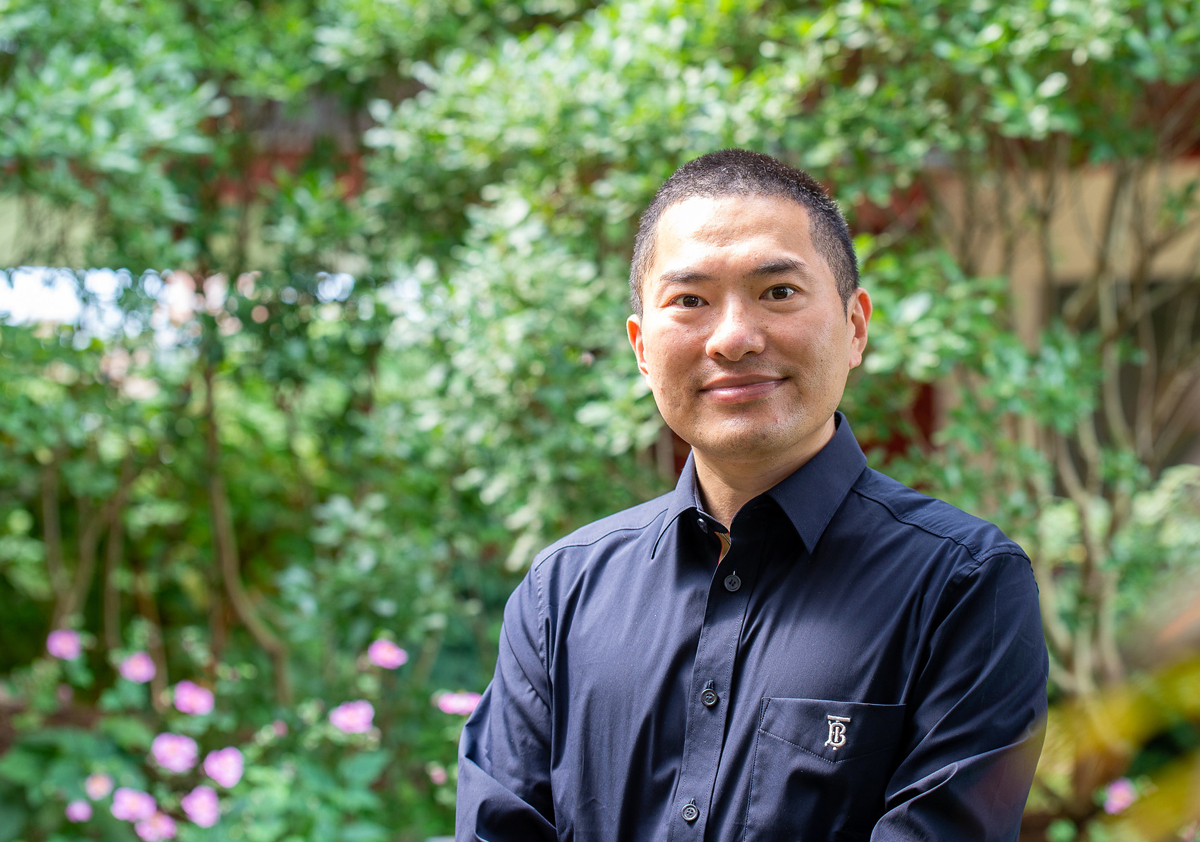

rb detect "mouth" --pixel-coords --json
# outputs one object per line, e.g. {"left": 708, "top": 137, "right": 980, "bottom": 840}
{"left": 699, "top": 374, "right": 785, "bottom": 404}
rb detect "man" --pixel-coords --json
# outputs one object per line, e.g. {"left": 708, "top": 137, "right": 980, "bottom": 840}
{"left": 456, "top": 149, "right": 1048, "bottom": 841}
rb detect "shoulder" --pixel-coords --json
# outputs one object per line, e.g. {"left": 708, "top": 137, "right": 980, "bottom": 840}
{"left": 850, "top": 468, "right": 1029, "bottom": 579}
{"left": 531, "top": 492, "right": 674, "bottom": 575}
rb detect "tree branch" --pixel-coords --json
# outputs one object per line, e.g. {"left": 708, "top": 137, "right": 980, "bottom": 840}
{"left": 1064, "top": 163, "right": 1133, "bottom": 330}
{"left": 133, "top": 566, "right": 169, "bottom": 713}
{"left": 40, "top": 456, "right": 68, "bottom": 603}
{"left": 54, "top": 457, "right": 136, "bottom": 628}
{"left": 103, "top": 477, "right": 127, "bottom": 653}
{"left": 204, "top": 362, "right": 292, "bottom": 703}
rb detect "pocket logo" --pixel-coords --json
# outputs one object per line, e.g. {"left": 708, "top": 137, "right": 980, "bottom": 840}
{"left": 824, "top": 714, "right": 851, "bottom": 750}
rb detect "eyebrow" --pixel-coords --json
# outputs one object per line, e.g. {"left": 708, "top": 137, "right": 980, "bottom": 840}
{"left": 657, "top": 268, "right": 711, "bottom": 287}
{"left": 748, "top": 258, "right": 815, "bottom": 279}
{"left": 656, "top": 258, "right": 815, "bottom": 288}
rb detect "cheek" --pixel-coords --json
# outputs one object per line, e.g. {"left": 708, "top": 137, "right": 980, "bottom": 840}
{"left": 642, "top": 326, "right": 700, "bottom": 374}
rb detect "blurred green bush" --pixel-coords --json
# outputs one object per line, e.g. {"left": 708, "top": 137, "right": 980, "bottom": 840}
{"left": 3, "top": 0, "right": 1200, "bottom": 839}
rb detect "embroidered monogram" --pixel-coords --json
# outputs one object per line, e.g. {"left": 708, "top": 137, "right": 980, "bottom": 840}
{"left": 824, "top": 715, "right": 851, "bottom": 750}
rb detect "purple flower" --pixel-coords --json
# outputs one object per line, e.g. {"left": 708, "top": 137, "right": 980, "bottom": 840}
{"left": 135, "top": 812, "right": 177, "bottom": 841}
{"left": 329, "top": 700, "right": 374, "bottom": 734}
{"left": 119, "top": 651, "right": 156, "bottom": 683}
{"left": 66, "top": 799, "right": 92, "bottom": 822}
{"left": 151, "top": 733, "right": 198, "bottom": 774}
{"left": 435, "top": 691, "right": 482, "bottom": 716}
{"left": 111, "top": 788, "right": 157, "bottom": 822}
{"left": 203, "top": 747, "right": 244, "bottom": 788}
{"left": 47, "top": 629, "right": 81, "bottom": 660}
{"left": 85, "top": 773, "right": 113, "bottom": 800}
{"left": 173, "top": 680, "right": 214, "bottom": 716}
{"left": 1103, "top": 777, "right": 1137, "bottom": 814}
{"left": 367, "top": 639, "right": 408, "bottom": 669}
{"left": 181, "top": 785, "right": 220, "bottom": 828}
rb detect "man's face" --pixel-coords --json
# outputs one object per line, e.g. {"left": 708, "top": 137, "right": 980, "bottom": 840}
{"left": 627, "top": 194, "right": 871, "bottom": 475}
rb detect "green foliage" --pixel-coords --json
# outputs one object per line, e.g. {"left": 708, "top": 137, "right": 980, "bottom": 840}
{"left": 3, "top": 0, "right": 1200, "bottom": 838}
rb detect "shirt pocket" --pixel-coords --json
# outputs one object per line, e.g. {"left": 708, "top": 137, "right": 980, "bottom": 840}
{"left": 743, "top": 697, "right": 905, "bottom": 842}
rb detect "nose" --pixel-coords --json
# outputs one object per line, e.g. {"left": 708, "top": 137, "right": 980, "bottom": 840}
{"left": 705, "top": 300, "right": 766, "bottom": 362}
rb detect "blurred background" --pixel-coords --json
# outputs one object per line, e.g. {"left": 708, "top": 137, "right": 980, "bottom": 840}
{"left": 2, "top": 0, "right": 1199, "bottom": 840}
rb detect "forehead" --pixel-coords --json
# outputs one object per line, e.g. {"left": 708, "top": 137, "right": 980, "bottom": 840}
{"left": 647, "top": 194, "right": 830, "bottom": 283}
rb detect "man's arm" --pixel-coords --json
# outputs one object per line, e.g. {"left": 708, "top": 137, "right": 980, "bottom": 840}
{"left": 456, "top": 569, "right": 558, "bottom": 842}
{"left": 873, "top": 550, "right": 1049, "bottom": 841}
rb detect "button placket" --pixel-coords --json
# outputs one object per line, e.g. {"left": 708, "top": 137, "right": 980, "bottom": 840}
{"left": 666, "top": 530, "right": 761, "bottom": 842}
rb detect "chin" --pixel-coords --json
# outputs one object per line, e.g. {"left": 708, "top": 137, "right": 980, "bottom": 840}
{"left": 692, "top": 428, "right": 800, "bottom": 463}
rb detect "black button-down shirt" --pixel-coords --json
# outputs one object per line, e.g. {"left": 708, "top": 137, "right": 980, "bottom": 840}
{"left": 457, "top": 414, "right": 1048, "bottom": 841}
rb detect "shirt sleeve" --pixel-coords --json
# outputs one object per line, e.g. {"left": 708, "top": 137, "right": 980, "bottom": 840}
{"left": 456, "top": 566, "right": 558, "bottom": 842}
{"left": 872, "top": 550, "right": 1049, "bottom": 842}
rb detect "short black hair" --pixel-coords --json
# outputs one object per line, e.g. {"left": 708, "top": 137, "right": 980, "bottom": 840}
{"left": 629, "top": 149, "right": 858, "bottom": 315}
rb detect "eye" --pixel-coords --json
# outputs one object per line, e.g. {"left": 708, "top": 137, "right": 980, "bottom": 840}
{"left": 764, "top": 285, "right": 796, "bottom": 301}
{"left": 671, "top": 294, "right": 705, "bottom": 308}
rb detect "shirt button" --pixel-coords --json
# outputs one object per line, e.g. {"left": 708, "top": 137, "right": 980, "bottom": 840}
{"left": 681, "top": 803, "right": 699, "bottom": 823}
{"left": 724, "top": 573, "right": 741, "bottom": 592}
{"left": 696, "top": 517, "right": 708, "bottom": 533}
{"left": 701, "top": 688, "right": 718, "bottom": 707}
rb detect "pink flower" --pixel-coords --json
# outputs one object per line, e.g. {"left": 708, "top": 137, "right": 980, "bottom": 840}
{"left": 111, "top": 788, "right": 157, "bottom": 821}
{"left": 119, "top": 651, "right": 156, "bottom": 683}
{"left": 329, "top": 700, "right": 374, "bottom": 734}
{"left": 272, "top": 719, "right": 288, "bottom": 737}
{"left": 428, "top": 765, "right": 448, "bottom": 786}
{"left": 1103, "top": 777, "right": 1137, "bottom": 814}
{"left": 151, "top": 733, "right": 198, "bottom": 774}
{"left": 181, "top": 785, "right": 220, "bottom": 828}
{"left": 173, "top": 680, "right": 214, "bottom": 715}
{"left": 435, "top": 691, "right": 482, "bottom": 716}
{"left": 367, "top": 639, "right": 408, "bottom": 669}
{"left": 66, "top": 799, "right": 92, "bottom": 822}
{"left": 85, "top": 773, "right": 113, "bottom": 800}
{"left": 135, "top": 812, "right": 177, "bottom": 841}
{"left": 203, "top": 747, "right": 244, "bottom": 788}
{"left": 47, "top": 629, "right": 81, "bottom": 660}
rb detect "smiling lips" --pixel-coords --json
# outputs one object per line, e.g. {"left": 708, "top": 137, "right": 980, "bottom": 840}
{"left": 700, "top": 374, "right": 785, "bottom": 404}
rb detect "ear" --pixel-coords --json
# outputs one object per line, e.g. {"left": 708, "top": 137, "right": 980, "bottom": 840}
{"left": 627, "top": 314, "right": 651, "bottom": 377}
{"left": 846, "top": 288, "right": 872, "bottom": 370}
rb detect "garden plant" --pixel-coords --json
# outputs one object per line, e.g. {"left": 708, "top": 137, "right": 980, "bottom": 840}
{"left": 2, "top": 1, "right": 1200, "bottom": 840}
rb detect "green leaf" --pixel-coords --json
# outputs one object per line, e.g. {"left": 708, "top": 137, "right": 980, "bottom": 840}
{"left": 0, "top": 799, "right": 26, "bottom": 842}
{"left": 98, "top": 715, "right": 155, "bottom": 752}
{"left": 337, "top": 751, "right": 390, "bottom": 788}
{"left": 339, "top": 822, "right": 388, "bottom": 842}
{"left": 0, "top": 749, "right": 42, "bottom": 786}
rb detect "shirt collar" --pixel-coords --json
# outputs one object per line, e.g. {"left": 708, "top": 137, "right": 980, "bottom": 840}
{"left": 652, "top": 412, "right": 867, "bottom": 557}
{"left": 651, "top": 450, "right": 706, "bottom": 559}
{"left": 765, "top": 412, "right": 868, "bottom": 553}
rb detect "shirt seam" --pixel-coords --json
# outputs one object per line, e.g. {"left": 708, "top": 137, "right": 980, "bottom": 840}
{"left": 532, "top": 506, "right": 672, "bottom": 572}
{"left": 531, "top": 562, "right": 550, "bottom": 681}
{"left": 528, "top": 505, "right": 673, "bottom": 701}
{"left": 503, "top": 617, "right": 552, "bottom": 714}
{"left": 850, "top": 481, "right": 1027, "bottom": 569}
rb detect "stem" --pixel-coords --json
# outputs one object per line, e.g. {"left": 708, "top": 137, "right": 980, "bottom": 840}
{"left": 133, "top": 569, "right": 169, "bottom": 713}
{"left": 1064, "top": 163, "right": 1132, "bottom": 330}
{"left": 41, "top": 457, "right": 68, "bottom": 603}
{"left": 204, "top": 362, "right": 292, "bottom": 703}
{"left": 103, "top": 485, "right": 126, "bottom": 653}
{"left": 55, "top": 458, "right": 135, "bottom": 628}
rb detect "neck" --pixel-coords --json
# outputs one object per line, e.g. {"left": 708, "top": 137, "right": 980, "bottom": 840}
{"left": 692, "top": 417, "right": 836, "bottom": 529}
